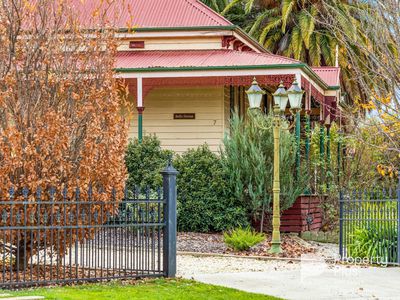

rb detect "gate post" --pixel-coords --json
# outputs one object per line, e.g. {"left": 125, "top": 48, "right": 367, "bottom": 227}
{"left": 397, "top": 169, "right": 400, "bottom": 265}
{"left": 161, "top": 159, "right": 178, "bottom": 277}
{"left": 339, "top": 191, "right": 344, "bottom": 260}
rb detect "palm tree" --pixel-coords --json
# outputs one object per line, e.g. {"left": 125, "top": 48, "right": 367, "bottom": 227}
{"left": 201, "top": 0, "right": 227, "bottom": 12}
{"left": 202, "top": 0, "right": 248, "bottom": 27}
{"left": 203, "top": 0, "right": 371, "bottom": 103}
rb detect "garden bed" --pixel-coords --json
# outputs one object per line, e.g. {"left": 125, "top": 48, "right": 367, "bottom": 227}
{"left": 177, "top": 232, "right": 317, "bottom": 258}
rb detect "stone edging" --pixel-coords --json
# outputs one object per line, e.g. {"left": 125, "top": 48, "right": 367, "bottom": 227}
{"left": 177, "top": 251, "right": 305, "bottom": 262}
{"left": 177, "top": 251, "right": 391, "bottom": 267}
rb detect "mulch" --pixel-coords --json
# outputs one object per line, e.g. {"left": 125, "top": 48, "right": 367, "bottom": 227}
{"left": 177, "top": 232, "right": 316, "bottom": 258}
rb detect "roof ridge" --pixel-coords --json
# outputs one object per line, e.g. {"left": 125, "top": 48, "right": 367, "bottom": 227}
{"left": 187, "top": 0, "right": 233, "bottom": 26}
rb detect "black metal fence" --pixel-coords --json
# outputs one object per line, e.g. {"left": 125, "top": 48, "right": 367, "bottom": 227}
{"left": 0, "top": 163, "right": 178, "bottom": 288}
{"left": 339, "top": 177, "right": 400, "bottom": 265}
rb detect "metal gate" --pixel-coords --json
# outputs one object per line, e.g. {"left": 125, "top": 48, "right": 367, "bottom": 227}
{"left": 339, "top": 176, "right": 400, "bottom": 265}
{"left": 0, "top": 163, "right": 178, "bottom": 288}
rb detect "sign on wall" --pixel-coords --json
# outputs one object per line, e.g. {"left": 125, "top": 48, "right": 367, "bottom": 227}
{"left": 129, "top": 41, "right": 145, "bottom": 49}
{"left": 173, "top": 113, "right": 196, "bottom": 120}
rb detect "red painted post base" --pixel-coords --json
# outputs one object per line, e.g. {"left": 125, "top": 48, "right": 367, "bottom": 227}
{"left": 257, "top": 195, "right": 325, "bottom": 233}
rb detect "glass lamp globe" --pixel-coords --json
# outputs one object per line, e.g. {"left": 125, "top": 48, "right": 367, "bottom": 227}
{"left": 246, "top": 78, "right": 266, "bottom": 109}
{"left": 287, "top": 79, "right": 304, "bottom": 110}
{"left": 273, "top": 81, "right": 289, "bottom": 112}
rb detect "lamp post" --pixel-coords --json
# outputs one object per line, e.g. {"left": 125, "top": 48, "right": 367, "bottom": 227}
{"left": 246, "top": 79, "right": 303, "bottom": 255}
{"left": 288, "top": 80, "right": 304, "bottom": 179}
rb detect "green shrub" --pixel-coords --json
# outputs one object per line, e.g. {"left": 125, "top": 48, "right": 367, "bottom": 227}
{"left": 175, "top": 144, "right": 249, "bottom": 232}
{"left": 345, "top": 200, "right": 398, "bottom": 264}
{"left": 347, "top": 225, "right": 398, "bottom": 264}
{"left": 125, "top": 135, "right": 172, "bottom": 190}
{"left": 223, "top": 227, "right": 265, "bottom": 251}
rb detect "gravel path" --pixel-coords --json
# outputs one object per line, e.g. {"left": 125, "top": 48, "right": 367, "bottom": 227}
{"left": 311, "top": 242, "right": 339, "bottom": 259}
{"left": 177, "top": 254, "right": 300, "bottom": 278}
{"left": 177, "top": 241, "right": 339, "bottom": 278}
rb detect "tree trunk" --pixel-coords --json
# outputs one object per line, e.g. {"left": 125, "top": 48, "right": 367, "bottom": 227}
{"left": 259, "top": 204, "right": 265, "bottom": 233}
{"left": 14, "top": 243, "right": 31, "bottom": 271}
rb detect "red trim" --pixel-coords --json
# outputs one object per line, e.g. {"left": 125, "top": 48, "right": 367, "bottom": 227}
{"left": 222, "top": 36, "right": 236, "bottom": 49}
{"left": 136, "top": 106, "right": 145, "bottom": 114}
{"left": 302, "top": 76, "right": 338, "bottom": 123}
{"left": 127, "top": 75, "right": 295, "bottom": 99}
{"left": 128, "top": 75, "right": 338, "bottom": 125}
{"left": 221, "top": 36, "right": 254, "bottom": 52}
{"left": 323, "top": 96, "right": 336, "bottom": 125}
{"left": 301, "top": 76, "right": 324, "bottom": 103}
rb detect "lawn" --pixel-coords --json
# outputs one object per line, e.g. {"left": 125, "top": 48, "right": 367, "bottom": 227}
{"left": 9, "top": 278, "right": 282, "bottom": 300}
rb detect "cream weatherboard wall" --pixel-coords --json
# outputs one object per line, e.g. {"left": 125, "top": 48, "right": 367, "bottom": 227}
{"left": 118, "top": 36, "right": 223, "bottom": 51}
{"left": 128, "top": 86, "right": 227, "bottom": 153}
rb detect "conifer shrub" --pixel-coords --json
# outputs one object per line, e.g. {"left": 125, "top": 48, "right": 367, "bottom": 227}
{"left": 222, "top": 111, "right": 308, "bottom": 232}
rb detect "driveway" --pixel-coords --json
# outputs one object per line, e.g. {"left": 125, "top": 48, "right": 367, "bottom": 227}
{"left": 177, "top": 254, "right": 400, "bottom": 300}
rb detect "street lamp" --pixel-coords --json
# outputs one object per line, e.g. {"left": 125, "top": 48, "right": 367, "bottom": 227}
{"left": 287, "top": 79, "right": 303, "bottom": 111}
{"left": 246, "top": 78, "right": 304, "bottom": 255}
{"left": 287, "top": 79, "right": 304, "bottom": 179}
{"left": 272, "top": 82, "right": 289, "bottom": 112}
{"left": 246, "top": 78, "right": 266, "bottom": 109}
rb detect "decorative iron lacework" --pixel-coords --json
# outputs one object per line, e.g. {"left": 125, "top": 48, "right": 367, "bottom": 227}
{"left": 128, "top": 75, "right": 296, "bottom": 99}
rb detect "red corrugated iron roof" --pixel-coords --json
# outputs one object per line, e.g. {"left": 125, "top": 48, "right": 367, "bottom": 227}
{"left": 312, "top": 67, "right": 340, "bottom": 86}
{"left": 116, "top": 50, "right": 301, "bottom": 70}
{"left": 70, "top": 0, "right": 232, "bottom": 28}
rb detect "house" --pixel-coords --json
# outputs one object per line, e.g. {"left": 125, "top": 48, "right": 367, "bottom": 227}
{"left": 76, "top": 0, "right": 341, "bottom": 154}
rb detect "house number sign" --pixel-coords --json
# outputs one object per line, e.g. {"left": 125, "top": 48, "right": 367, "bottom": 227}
{"left": 174, "top": 113, "right": 196, "bottom": 120}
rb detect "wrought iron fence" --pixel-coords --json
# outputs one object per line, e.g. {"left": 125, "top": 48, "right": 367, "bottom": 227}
{"left": 339, "top": 177, "right": 400, "bottom": 265}
{"left": 0, "top": 163, "right": 178, "bottom": 288}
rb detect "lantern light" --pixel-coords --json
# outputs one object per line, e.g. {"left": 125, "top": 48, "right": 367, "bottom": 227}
{"left": 287, "top": 79, "right": 304, "bottom": 110}
{"left": 273, "top": 81, "right": 289, "bottom": 112}
{"left": 246, "top": 77, "right": 266, "bottom": 109}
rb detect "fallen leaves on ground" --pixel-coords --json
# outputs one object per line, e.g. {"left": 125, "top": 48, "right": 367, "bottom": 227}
{"left": 178, "top": 232, "right": 316, "bottom": 258}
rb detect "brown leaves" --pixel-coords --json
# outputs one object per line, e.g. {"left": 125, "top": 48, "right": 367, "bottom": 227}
{"left": 177, "top": 232, "right": 316, "bottom": 258}
{"left": 0, "top": 0, "right": 130, "bottom": 256}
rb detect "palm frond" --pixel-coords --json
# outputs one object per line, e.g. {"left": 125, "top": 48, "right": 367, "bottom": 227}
{"left": 281, "top": 0, "right": 295, "bottom": 33}
{"left": 309, "top": 32, "right": 321, "bottom": 66}
{"left": 259, "top": 17, "right": 282, "bottom": 45}
{"left": 221, "top": 0, "right": 243, "bottom": 16}
{"left": 290, "top": 27, "right": 303, "bottom": 60}
{"left": 264, "top": 30, "right": 283, "bottom": 51}
{"left": 297, "top": 10, "right": 314, "bottom": 49}
{"left": 244, "top": 0, "right": 256, "bottom": 14}
{"left": 248, "top": 9, "right": 276, "bottom": 36}
{"left": 320, "top": 34, "right": 335, "bottom": 66}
